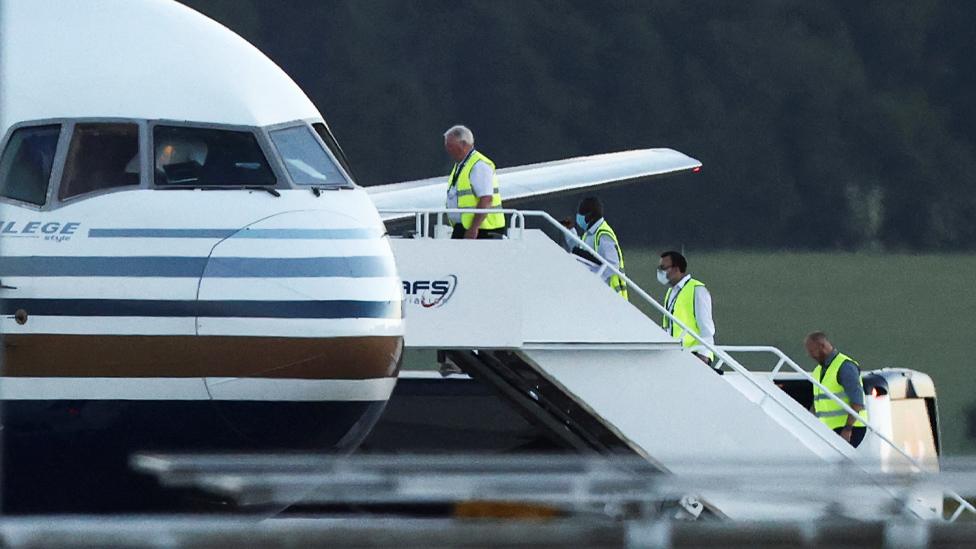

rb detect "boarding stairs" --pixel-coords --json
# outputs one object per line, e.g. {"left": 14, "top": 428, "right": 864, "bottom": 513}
{"left": 383, "top": 208, "right": 975, "bottom": 522}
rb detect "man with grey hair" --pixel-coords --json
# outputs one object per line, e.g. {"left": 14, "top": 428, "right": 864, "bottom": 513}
{"left": 443, "top": 125, "right": 505, "bottom": 239}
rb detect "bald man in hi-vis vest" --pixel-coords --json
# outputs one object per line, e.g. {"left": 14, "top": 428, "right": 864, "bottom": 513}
{"left": 805, "top": 332, "right": 869, "bottom": 447}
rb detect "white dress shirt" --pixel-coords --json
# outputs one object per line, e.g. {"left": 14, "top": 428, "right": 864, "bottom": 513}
{"left": 564, "top": 218, "right": 620, "bottom": 284}
{"left": 666, "top": 273, "right": 715, "bottom": 345}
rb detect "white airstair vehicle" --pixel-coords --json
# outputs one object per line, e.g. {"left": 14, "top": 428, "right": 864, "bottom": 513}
{"left": 383, "top": 207, "right": 976, "bottom": 522}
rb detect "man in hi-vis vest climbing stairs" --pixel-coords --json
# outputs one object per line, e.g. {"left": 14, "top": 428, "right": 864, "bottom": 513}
{"left": 561, "top": 197, "right": 629, "bottom": 300}
{"left": 805, "top": 331, "right": 869, "bottom": 447}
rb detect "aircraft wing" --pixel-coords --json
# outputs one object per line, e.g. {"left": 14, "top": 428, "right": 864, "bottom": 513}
{"left": 366, "top": 148, "right": 701, "bottom": 221}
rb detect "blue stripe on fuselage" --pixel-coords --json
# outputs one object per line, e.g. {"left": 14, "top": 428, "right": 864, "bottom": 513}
{"left": 0, "top": 256, "right": 397, "bottom": 278}
{"left": 87, "top": 228, "right": 385, "bottom": 239}
{"left": 0, "top": 299, "right": 402, "bottom": 319}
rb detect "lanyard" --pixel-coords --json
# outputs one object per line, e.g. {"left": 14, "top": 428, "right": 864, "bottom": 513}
{"left": 449, "top": 149, "right": 476, "bottom": 189}
{"left": 667, "top": 281, "right": 687, "bottom": 312}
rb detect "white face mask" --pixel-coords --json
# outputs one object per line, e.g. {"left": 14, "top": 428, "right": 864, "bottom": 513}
{"left": 656, "top": 269, "right": 669, "bottom": 286}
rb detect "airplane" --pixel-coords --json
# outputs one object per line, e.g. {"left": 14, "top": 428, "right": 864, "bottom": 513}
{"left": 0, "top": 0, "right": 700, "bottom": 511}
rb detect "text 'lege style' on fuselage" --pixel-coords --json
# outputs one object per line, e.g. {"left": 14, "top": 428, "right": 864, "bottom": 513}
{"left": 0, "top": 0, "right": 700, "bottom": 511}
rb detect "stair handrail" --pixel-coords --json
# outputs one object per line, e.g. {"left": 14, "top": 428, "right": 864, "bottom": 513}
{"left": 380, "top": 207, "right": 975, "bottom": 521}
{"left": 715, "top": 345, "right": 976, "bottom": 522}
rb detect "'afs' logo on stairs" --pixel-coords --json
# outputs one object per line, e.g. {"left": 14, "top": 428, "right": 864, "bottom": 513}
{"left": 402, "top": 275, "right": 458, "bottom": 308}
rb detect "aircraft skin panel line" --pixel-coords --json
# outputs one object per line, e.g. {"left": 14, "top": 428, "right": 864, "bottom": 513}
{"left": 87, "top": 227, "right": 385, "bottom": 239}
{"left": 199, "top": 239, "right": 394, "bottom": 258}
{"left": 0, "top": 277, "right": 403, "bottom": 301}
{"left": 0, "top": 298, "right": 402, "bottom": 319}
{"left": 196, "top": 317, "right": 405, "bottom": 338}
{"left": 0, "top": 240, "right": 398, "bottom": 259}
{"left": 1, "top": 317, "right": 405, "bottom": 338}
{"left": 0, "top": 377, "right": 398, "bottom": 401}
{"left": 0, "top": 255, "right": 398, "bottom": 278}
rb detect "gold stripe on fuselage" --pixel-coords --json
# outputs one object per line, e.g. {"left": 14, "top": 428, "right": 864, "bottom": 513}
{"left": 2, "top": 335, "right": 403, "bottom": 380}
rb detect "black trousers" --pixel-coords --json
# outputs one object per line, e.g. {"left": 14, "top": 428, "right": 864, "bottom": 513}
{"left": 693, "top": 352, "right": 723, "bottom": 375}
{"left": 833, "top": 426, "right": 867, "bottom": 448}
{"left": 451, "top": 224, "right": 506, "bottom": 239}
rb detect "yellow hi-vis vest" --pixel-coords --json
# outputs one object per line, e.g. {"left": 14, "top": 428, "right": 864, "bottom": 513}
{"left": 812, "top": 352, "right": 868, "bottom": 430}
{"left": 448, "top": 150, "right": 504, "bottom": 230}
{"left": 662, "top": 278, "right": 714, "bottom": 360}
{"left": 590, "top": 220, "right": 629, "bottom": 300}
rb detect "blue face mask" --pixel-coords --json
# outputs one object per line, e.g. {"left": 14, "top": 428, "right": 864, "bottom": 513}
{"left": 576, "top": 213, "right": 588, "bottom": 231}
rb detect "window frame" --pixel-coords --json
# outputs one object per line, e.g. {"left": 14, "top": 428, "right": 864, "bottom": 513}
{"left": 149, "top": 119, "right": 286, "bottom": 190}
{"left": 0, "top": 117, "right": 347, "bottom": 211}
{"left": 1, "top": 118, "right": 152, "bottom": 210}
{"left": 262, "top": 119, "right": 356, "bottom": 189}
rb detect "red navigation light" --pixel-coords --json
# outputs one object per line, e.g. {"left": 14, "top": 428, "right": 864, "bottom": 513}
{"left": 692, "top": 166, "right": 701, "bottom": 173}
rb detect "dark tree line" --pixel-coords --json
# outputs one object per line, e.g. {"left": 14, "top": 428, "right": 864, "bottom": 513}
{"left": 182, "top": 0, "right": 976, "bottom": 250}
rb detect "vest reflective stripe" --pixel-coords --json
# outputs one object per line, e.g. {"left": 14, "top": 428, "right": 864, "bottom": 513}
{"left": 448, "top": 150, "right": 504, "bottom": 230}
{"left": 811, "top": 352, "right": 868, "bottom": 430}
{"left": 592, "top": 221, "right": 628, "bottom": 300}
{"left": 662, "top": 278, "right": 713, "bottom": 360}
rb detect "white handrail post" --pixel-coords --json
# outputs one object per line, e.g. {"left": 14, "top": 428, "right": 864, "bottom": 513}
{"left": 771, "top": 358, "right": 786, "bottom": 376}
{"left": 950, "top": 496, "right": 976, "bottom": 521}
{"left": 950, "top": 503, "right": 966, "bottom": 522}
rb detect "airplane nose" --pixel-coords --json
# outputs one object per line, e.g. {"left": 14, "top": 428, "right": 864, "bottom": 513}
{"left": 193, "top": 209, "right": 403, "bottom": 446}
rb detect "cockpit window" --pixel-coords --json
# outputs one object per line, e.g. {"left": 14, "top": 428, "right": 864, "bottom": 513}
{"left": 60, "top": 123, "right": 140, "bottom": 200}
{"left": 270, "top": 125, "right": 350, "bottom": 187}
{"left": 0, "top": 125, "right": 61, "bottom": 205}
{"left": 153, "top": 126, "right": 275, "bottom": 187}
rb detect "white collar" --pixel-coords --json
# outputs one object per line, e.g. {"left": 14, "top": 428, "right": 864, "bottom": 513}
{"left": 672, "top": 273, "right": 692, "bottom": 290}
{"left": 584, "top": 217, "right": 605, "bottom": 236}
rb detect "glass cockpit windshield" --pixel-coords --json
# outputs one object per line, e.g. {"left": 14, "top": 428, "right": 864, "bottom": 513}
{"left": 153, "top": 126, "right": 276, "bottom": 187}
{"left": 0, "top": 125, "right": 61, "bottom": 205}
{"left": 269, "top": 125, "right": 350, "bottom": 187}
{"left": 60, "top": 123, "right": 140, "bottom": 200}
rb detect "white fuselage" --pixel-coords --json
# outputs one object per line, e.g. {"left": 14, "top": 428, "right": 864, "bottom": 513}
{"left": 0, "top": 0, "right": 408, "bottom": 511}
{"left": 1, "top": 187, "right": 404, "bottom": 401}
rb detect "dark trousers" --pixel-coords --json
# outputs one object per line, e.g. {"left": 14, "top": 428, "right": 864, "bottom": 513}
{"left": 833, "top": 426, "right": 867, "bottom": 448}
{"left": 693, "top": 352, "right": 723, "bottom": 375}
{"left": 451, "top": 224, "right": 506, "bottom": 239}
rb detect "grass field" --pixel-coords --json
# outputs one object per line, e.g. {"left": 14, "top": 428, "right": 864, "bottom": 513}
{"left": 624, "top": 249, "right": 976, "bottom": 456}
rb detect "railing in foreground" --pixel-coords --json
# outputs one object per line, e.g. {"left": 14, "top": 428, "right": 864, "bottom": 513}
{"left": 379, "top": 207, "right": 976, "bottom": 521}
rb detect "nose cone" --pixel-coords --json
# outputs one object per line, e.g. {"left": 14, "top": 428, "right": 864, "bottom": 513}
{"left": 195, "top": 208, "right": 403, "bottom": 380}
{"left": 194, "top": 208, "right": 403, "bottom": 449}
